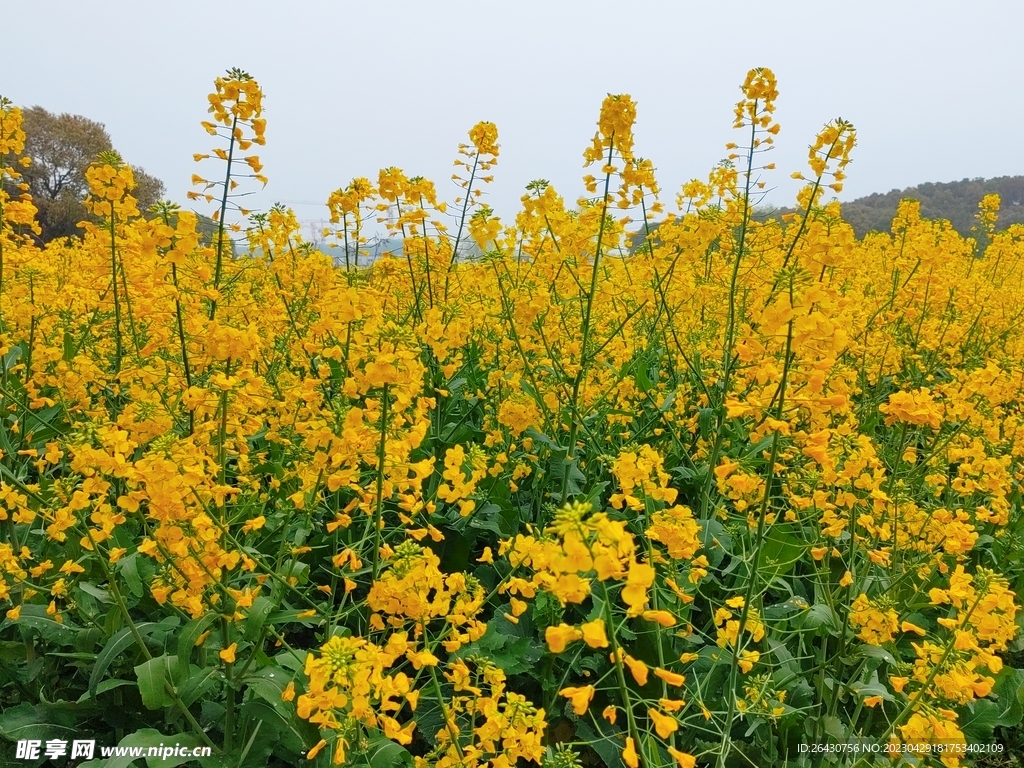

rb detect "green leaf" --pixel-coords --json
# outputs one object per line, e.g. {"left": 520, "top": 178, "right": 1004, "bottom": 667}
{"left": 78, "top": 582, "right": 113, "bottom": 604}
{"left": 364, "top": 736, "right": 413, "bottom": 768}
{"left": 742, "top": 434, "right": 778, "bottom": 461}
{"left": 453, "top": 623, "right": 543, "bottom": 677}
{"left": 243, "top": 595, "right": 276, "bottom": 640}
{"left": 822, "top": 714, "right": 847, "bottom": 740}
{"left": 985, "top": 666, "right": 1024, "bottom": 728}
{"left": 0, "top": 702, "right": 77, "bottom": 742}
{"left": 469, "top": 502, "right": 516, "bottom": 537}
{"left": 274, "top": 649, "right": 306, "bottom": 672}
{"left": 576, "top": 719, "right": 625, "bottom": 768}
{"left": 176, "top": 613, "right": 218, "bottom": 679}
{"left": 800, "top": 603, "right": 840, "bottom": 635}
{"left": 243, "top": 665, "right": 290, "bottom": 708}
{"left": 266, "top": 608, "right": 318, "bottom": 626}
{"left": 767, "top": 639, "right": 800, "bottom": 678}
{"left": 857, "top": 644, "right": 896, "bottom": 666}
{"left": 277, "top": 559, "right": 309, "bottom": 587}
{"left": 238, "top": 699, "right": 312, "bottom": 754}
{"left": 549, "top": 456, "right": 586, "bottom": 498}
{"left": 236, "top": 721, "right": 275, "bottom": 768}
{"left": 849, "top": 671, "right": 894, "bottom": 701}
{"left": 177, "top": 665, "right": 218, "bottom": 708}
{"left": 4, "top": 603, "right": 79, "bottom": 646}
{"left": 758, "top": 524, "right": 803, "bottom": 579}
{"left": 134, "top": 655, "right": 182, "bottom": 711}
{"left": 764, "top": 600, "right": 805, "bottom": 620}
{"left": 118, "top": 553, "right": 145, "bottom": 598}
{"left": 634, "top": 356, "right": 655, "bottom": 392}
{"left": 76, "top": 678, "right": 135, "bottom": 703}
{"left": 91, "top": 623, "right": 161, "bottom": 702}
{"left": 582, "top": 480, "right": 609, "bottom": 510}
{"left": 1, "top": 344, "right": 22, "bottom": 372}
{"left": 959, "top": 698, "right": 1005, "bottom": 742}
{"left": 0, "top": 640, "right": 28, "bottom": 662}
{"left": 63, "top": 329, "right": 75, "bottom": 362}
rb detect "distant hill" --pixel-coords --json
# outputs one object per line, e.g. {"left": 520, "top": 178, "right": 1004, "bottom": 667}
{"left": 629, "top": 175, "right": 1024, "bottom": 253}
{"left": 317, "top": 238, "right": 404, "bottom": 267}
{"left": 315, "top": 238, "right": 483, "bottom": 268}
{"left": 838, "top": 175, "right": 1024, "bottom": 237}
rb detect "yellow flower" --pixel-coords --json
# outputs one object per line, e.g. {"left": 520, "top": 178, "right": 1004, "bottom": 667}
{"left": 558, "top": 685, "right": 594, "bottom": 715}
{"left": 654, "top": 668, "right": 686, "bottom": 687}
{"left": 621, "top": 561, "right": 655, "bottom": 616}
{"left": 545, "top": 623, "right": 582, "bottom": 653}
{"left": 878, "top": 388, "right": 943, "bottom": 429}
{"left": 901, "top": 621, "right": 927, "bottom": 636}
{"left": 668, "top": 748, "right": 697, "bottom": 768}
{"left": 622, "top": 737, "right": 639, "bottom": 768}
{"left": 642, "top": 610, "right": 676, "bottom": 627}
{"left": 305, "top": 739, "right": 327, "bottom": 760}
{"left": 580, "top": 618, "right": 609, "bottom": 648}
{"left": 469, "top": 121, "right": 499, "bottom": 156}
{"left": 613, "top": 653, "right": 647, "bottom": 686}
{"left": 241, "top": 515, "right": 266, "bottom": 533}
{"left": 219, "top": 643, "right": 237, "bottom": 664}
{"left": 648, "top": 708, "right": 679, "bottom": 738}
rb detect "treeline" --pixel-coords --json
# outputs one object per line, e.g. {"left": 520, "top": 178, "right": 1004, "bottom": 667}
{"left": 0, "top": 106, "right": 165, "bottom": 243}
{"left": 631, "top": 176, "right": 1024, "bottom": 255}
{"left": 838, "top": 175, "right": 1024, "bottom": 237}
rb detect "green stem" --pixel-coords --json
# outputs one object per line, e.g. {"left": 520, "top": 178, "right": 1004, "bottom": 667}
{"left": 109, "top": 212, "right": 123, "bottom": 374}
{"left": 716, "top": 281, "right": 795, "bottom": 768}
{"left": 170, "top": 263, "right": 194, "bottom": 433}
{"left": 848, "top": 591, "right": 985, "bottom": 768}
{"left": 89, "top": 530, "right": 218, "bottom": 752}
{"left": 371, "top": 384, "right": 390, "bottom": 580}
{"left": 601, "top": 582, "right": 646, "bottom": 766}
{"left": 208, "top": 114, "right": 238, "bottom": 322}
{"left": 426, "top": 647, "right": 466, "bottom": 760}
{"left": 445, "top": 152, "right": 478, "bottom": 302}
{"left": 560, "top": 138, "right": 615, "bottom": 506}
{"left": 699, "top": 113, "right": 759, "bottom": 522}
{"left": 221, "top": 616, "right": 235, "bottom": 754}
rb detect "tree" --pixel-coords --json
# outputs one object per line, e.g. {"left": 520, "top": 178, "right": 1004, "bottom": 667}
{"left": 4, "top": 106, "right": 164, "bottom": 242}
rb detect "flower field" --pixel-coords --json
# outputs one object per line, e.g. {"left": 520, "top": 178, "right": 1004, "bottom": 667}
{"left": 0, "top": 68, "right": 1022, "bottom": 767}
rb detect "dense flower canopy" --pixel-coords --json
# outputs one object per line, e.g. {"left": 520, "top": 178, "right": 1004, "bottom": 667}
{"left": 0, "top": 70, "right": 1021, "bottom": 767}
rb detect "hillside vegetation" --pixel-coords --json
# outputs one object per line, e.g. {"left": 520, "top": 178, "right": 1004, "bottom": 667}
{"left": 838, "top": 176, "right": 1024, "bottom": 237}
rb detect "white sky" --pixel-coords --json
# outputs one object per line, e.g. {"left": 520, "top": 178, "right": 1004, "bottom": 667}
{"left": 6, "top": 0, "right": 1022, "bottom": 233}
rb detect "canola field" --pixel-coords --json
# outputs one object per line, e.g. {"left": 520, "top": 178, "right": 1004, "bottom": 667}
{"left": 0, "top": 68, "right": 1022, "bottom": 767}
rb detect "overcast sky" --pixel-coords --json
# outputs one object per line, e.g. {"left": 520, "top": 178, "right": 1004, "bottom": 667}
{"left": 6, "top": 1, "right": 1022, "bottom": 233}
